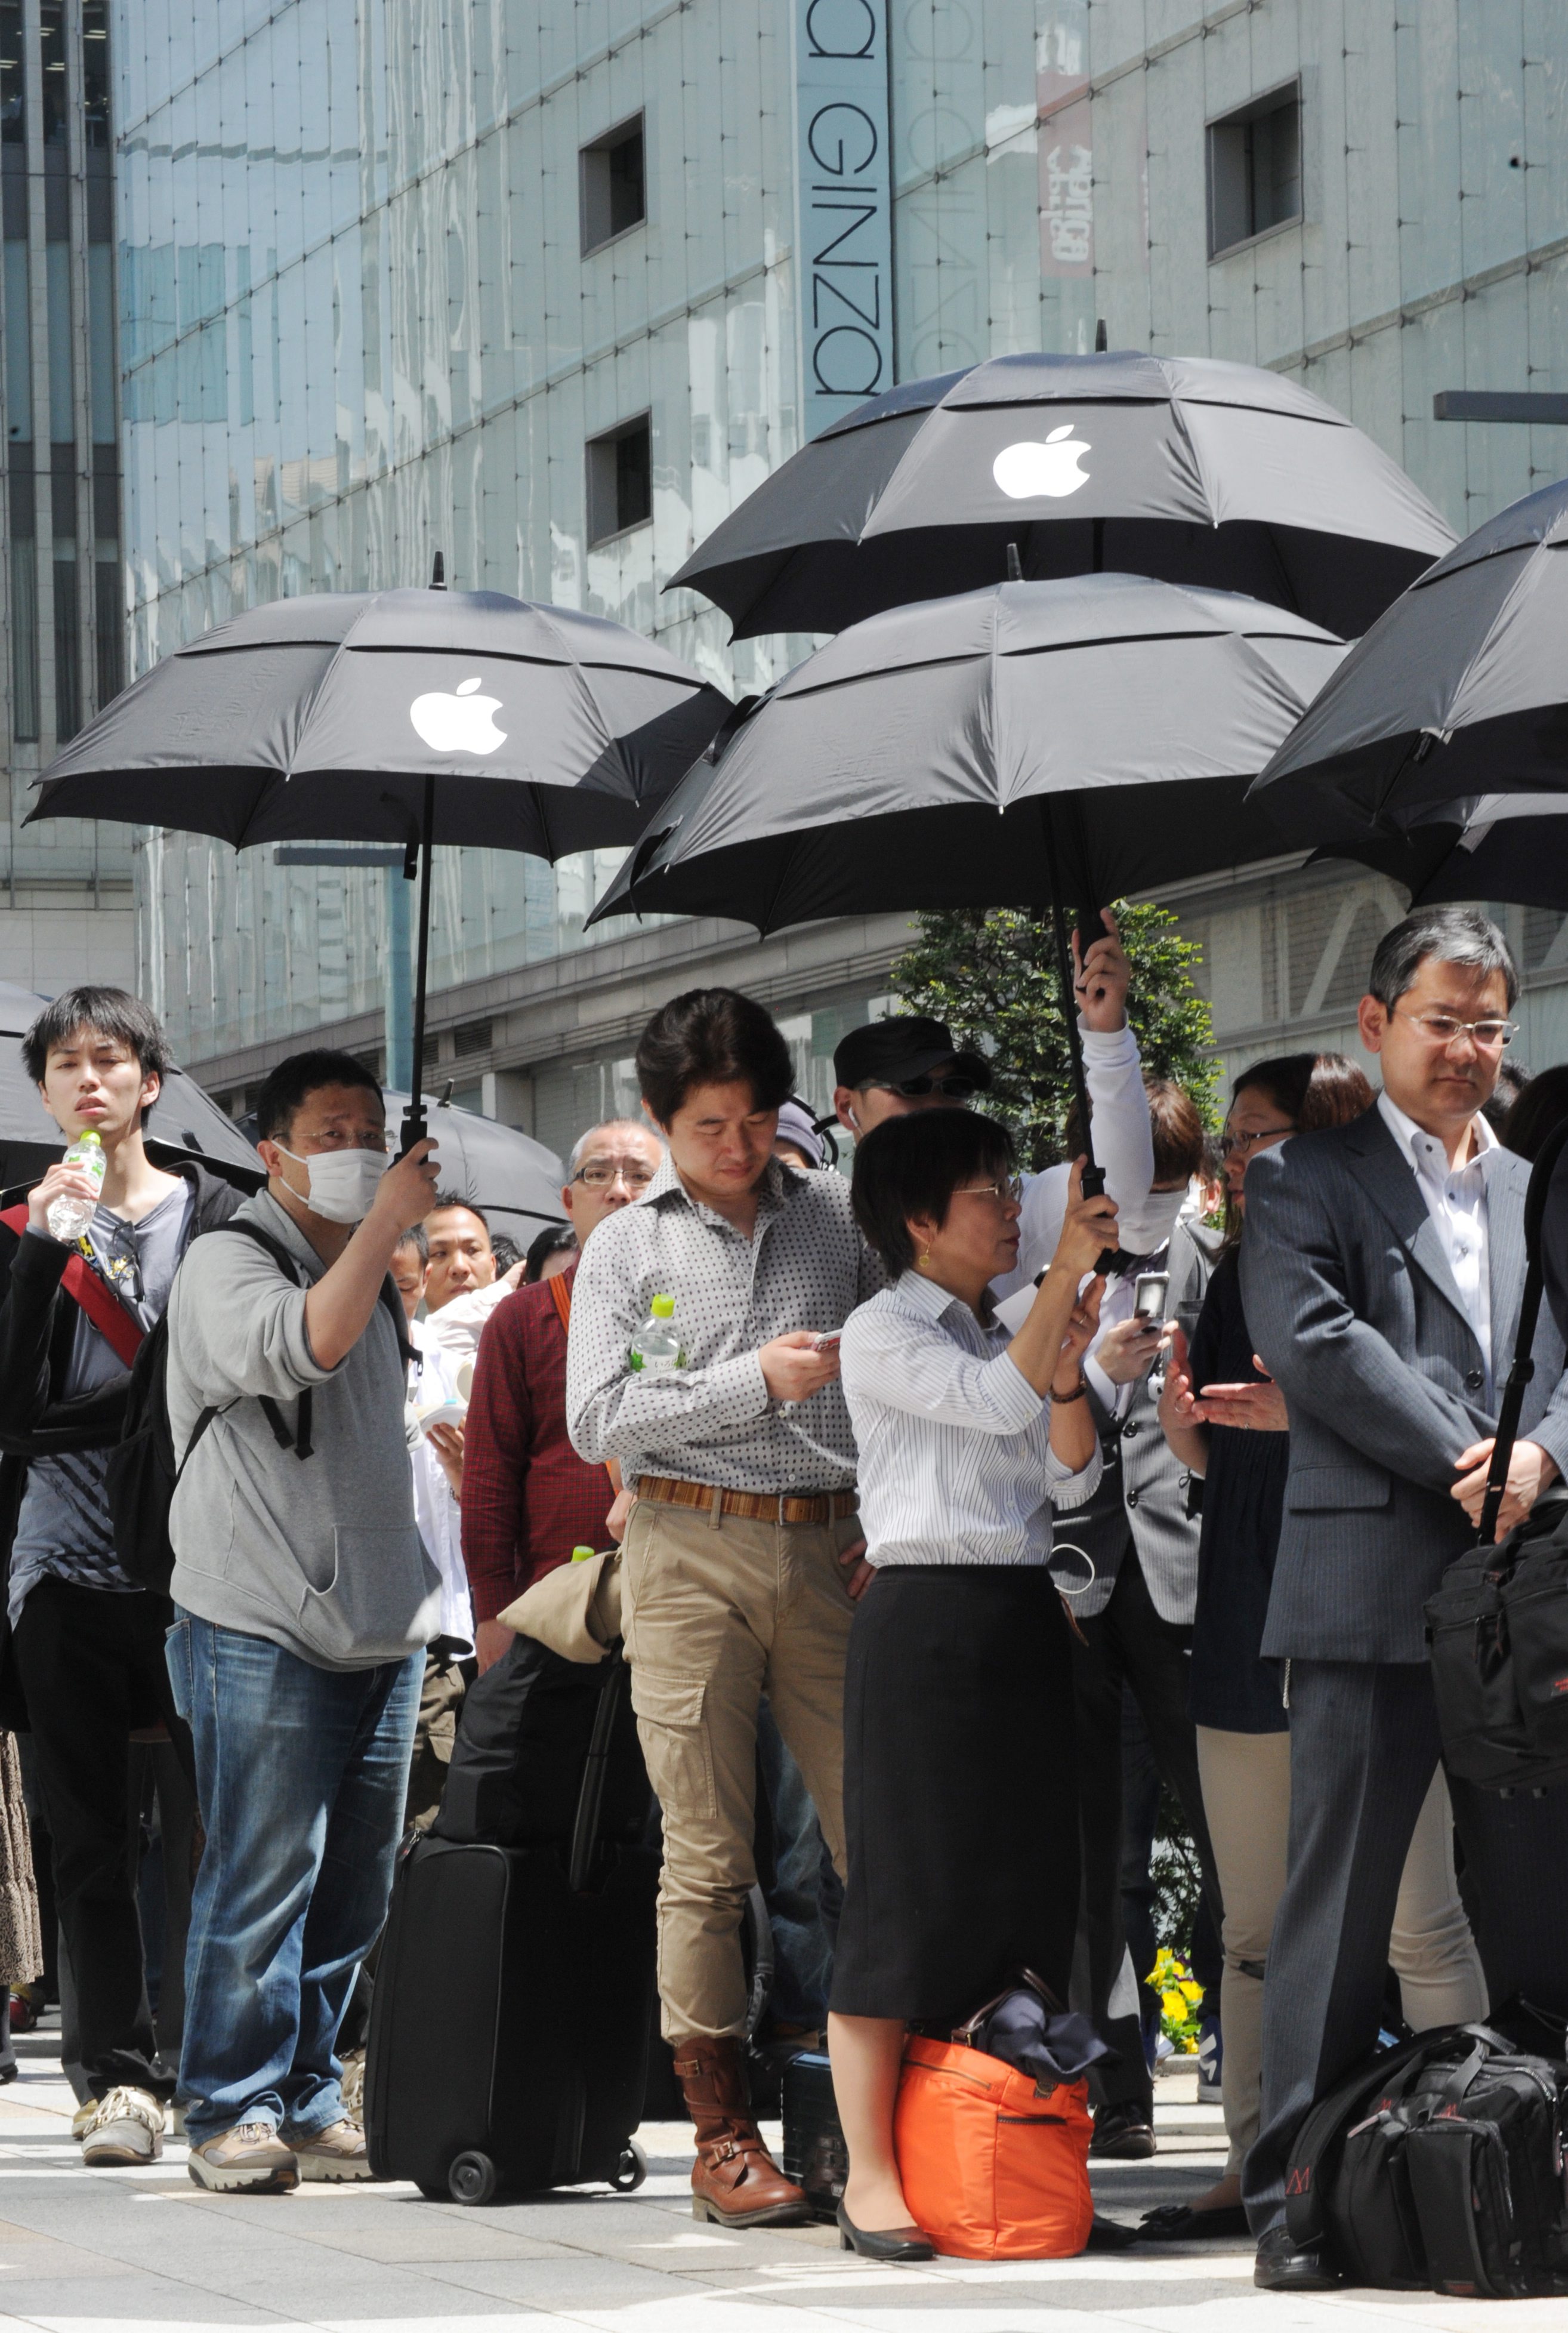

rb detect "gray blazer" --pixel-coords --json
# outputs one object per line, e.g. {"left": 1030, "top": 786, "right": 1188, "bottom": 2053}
{"left": 1240, "top": 1108, "right": 1568, "bottom": 1664}
{"left": 1050, "top": 1222, "right": 1212, "bottom": 1625}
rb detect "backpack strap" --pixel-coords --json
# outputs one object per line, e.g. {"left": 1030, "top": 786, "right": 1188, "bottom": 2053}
{"left": 0, "top": 1203, "right": 144, "bottom": 1369}
{"left": 550, "top": 1270, "right": 573, "bottom": 1335}
{"left": 1477, "top": 1115, "right": 1568, "bottom": 1546}
{"left": 196, "top": 1219, "right": 326, "bottom": 1461}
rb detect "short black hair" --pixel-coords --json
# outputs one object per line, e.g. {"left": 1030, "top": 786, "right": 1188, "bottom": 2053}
{"left": 524, "top": 1222, "right": 578, "bottom": 1283}
{"left": 394, "top": 1224, "right": 429, "bottom": 1263}
{"left": 489, "top": 1232, "right": 523, "bottom": 1275}
{"left": 255, "top": 1049, "right": 383, "bottom": 1145}
{"left": 635, "top": 987, "right": 794, "bottom": 1126}
{"left": 851, "top": 1109, "right": 1016, "bottom": 1278}
{"left": 430, "top": 1191, "right": 491, "bottom": 1241}
{"left": 1368, "top": 907, "right": 1518, "bottom": 1012}
{"left": 23, "top": 987, "right": 173, "bottom": 1100}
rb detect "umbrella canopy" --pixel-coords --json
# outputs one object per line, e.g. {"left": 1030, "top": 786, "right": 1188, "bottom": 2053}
{"left": 378, "top": 1091, "right": 567, "bottom": 1246}
{"left": 1304, "top": 793, "right": 1568, "bottom": 917}
{"left": 669, "top": 351, "right": 1454, "bottom": 641}
{"left": 28, "top": 585, "right": 730, "bottom": 1144}
{"left": 30, "top": 588, "right": 730, "bottom": 858}
{"left": 0, "top": 979, "right": 263, "bottom": 1195}
{"left": 1252, "top": 477, "right": 1568, "bottom": 845}
{"left": 592, "top": 574, "right": 1347, "bottom": 935}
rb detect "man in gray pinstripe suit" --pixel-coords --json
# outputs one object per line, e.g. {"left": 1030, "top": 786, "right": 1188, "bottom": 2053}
{"left": 1239, "top": 907, "right": 1568, "bottom": 2292}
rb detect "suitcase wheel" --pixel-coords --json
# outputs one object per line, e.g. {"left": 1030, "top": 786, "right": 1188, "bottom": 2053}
{"left": 611, "top": 2138, "right": 648, "bottom": 2193}
{"left": 448, "top": 2150, "right": 499, "bottom": 2206}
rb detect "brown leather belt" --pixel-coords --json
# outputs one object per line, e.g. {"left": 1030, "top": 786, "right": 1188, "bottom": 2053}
{"left": 636, "top": 1474, "right": 858, "bottom": 1527}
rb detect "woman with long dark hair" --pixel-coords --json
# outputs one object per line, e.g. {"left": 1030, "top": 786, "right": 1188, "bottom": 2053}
{"left": 1148, "top": 1052, "right": 1486, "bottom": 2239}
{"left": 826, "top": 1109, "right": 1113, "bottom": 2258}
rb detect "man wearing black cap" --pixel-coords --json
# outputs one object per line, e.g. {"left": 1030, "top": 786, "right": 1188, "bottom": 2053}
{"left": 831, "top": 1018, "right": 991, "bottom": 1139}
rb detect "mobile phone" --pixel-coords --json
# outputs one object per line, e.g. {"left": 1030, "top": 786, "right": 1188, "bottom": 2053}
{"left": 812, "top": 1331, "right": 842, "bottom": 1354}
{"left": 1132, "top": 1272, "right": 1170, "bottom": 1324}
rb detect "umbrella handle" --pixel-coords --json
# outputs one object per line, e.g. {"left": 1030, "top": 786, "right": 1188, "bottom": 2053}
{"left": 1041, "top": 806, "right": 1116, "bottom": 1272}
{"left": 398, "top": 773, "right": 437, "bottom": 1158}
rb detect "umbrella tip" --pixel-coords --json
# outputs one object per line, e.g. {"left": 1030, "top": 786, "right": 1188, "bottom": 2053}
{"left": 1005, "top": 542, "right": 1023, "bottom": 583}
{"left": 1094, "top": 318, "right": 1107, "bottom": 351}
{"left": 430, "top": 551, "right": 445, "bottom": 589}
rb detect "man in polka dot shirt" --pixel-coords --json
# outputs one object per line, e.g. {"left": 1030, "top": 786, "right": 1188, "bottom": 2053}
{"left": 568, "top": 986, "right": 884, "bottom": 2229}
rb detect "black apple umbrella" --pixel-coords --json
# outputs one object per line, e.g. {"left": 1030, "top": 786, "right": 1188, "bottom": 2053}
{"left": 669, "top": 350, "right": 1454, "bottom": 641}
{"left": 0, "top": 979, "right": 263, "bottom": 1195}
{"left": 592, "top": 574, "right": 1346, "bottom": 1152}
{"left": 1251, "top": 476, "right": 1568, "bottom": 847}
{"left": 378, "top": 1090, "right": 567, "bottom": 1243}
{"left": 29, "top": 583, "right": 729, "bottom": 1142}
{"left": 1301, "top": 793, "right": 1568, "bottom": 917}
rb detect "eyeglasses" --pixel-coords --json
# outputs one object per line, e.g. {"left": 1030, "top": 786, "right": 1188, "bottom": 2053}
{"left": 1396, "top": 1008, "right": 1518, "bottom": 1053}
{"left": 1220, "top": 1125, "right": 1295, "bottom": 1159}
{"left": 572, "top": 1161, "right": 656, "bottom": 1191}
{"left": 953, "top": 1176, "right": 1024, "bottom": 1204}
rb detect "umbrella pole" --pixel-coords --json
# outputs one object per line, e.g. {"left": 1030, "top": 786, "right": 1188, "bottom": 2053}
{"left": 400, "top": 773, "right": 436, "bottom": 1156}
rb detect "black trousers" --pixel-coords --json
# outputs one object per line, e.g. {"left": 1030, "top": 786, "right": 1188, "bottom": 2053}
{"left": 1242, "top": 1658, "right": 1568, "bottom": 2234}
{"left": 11, "top": 1577, "right": 191, "bottom": 2102}
{"left": 1069, "top": 1549, "right": 1223, "bottom": 2113}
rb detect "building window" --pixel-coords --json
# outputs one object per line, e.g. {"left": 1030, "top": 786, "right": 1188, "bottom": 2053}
{"left": 580, "top": 114, "right": 645, "bottom": 255}
{"left": 452, "top": 1018, "right": 492, "bottom": 1058}
{"left": 1206, "top": 81, "right": 1301, "bottom": 259}
{"left": 585, "top": 413, "right": 652, "bottom": 546}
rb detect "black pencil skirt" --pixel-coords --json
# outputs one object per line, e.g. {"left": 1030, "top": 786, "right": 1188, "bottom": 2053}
{"left": 829, "top": 1564, "right": 1080, "bottom": 2023}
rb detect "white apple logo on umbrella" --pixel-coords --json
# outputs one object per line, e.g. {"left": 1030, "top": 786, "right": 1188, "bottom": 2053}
{"left": 408, "top": 674, "right": 507, "bottom": 755}
{"left": 992, "top": 424, "right": 1092, "bottom": 500}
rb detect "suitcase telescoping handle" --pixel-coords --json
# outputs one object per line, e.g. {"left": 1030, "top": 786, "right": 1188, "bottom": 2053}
{"left": 1478, "top": 1115, "right": 1568, "bottom": 1548}
{"left": 567, "top": 1645, "right": 629, "bottom": 1893}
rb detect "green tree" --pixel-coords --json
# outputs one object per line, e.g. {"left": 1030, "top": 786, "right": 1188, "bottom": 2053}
{"left": 890, "top": 902, "right": 1217, "bottom": 1173}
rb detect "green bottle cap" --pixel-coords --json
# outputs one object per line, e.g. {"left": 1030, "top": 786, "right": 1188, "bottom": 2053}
{"left": 650, "top": 1293, "right": 675, "bottom": 1318}
{"left": 77, "top": 1130, "right": 103, "bottom": 1148}
{"left": 570, "top": 1545, "right": 597, "bottom": 1562}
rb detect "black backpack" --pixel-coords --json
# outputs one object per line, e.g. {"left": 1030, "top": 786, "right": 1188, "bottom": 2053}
{"left": 1426, "top": 1114, "right": 1568, "bottom": 1793}
{"left": 106, "top": 1219, "right": 409, "bottom": 1596}
{"left": 1286, "top": 2020, "right": 1568, "bottom": 2297}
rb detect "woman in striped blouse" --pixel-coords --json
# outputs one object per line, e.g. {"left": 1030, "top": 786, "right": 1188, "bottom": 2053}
{"left": 826, "top": 1108, "right": 1115, "bottom": 2258}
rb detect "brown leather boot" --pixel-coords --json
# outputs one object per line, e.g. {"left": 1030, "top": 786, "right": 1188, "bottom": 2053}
{"left": 674, "top": 2035, "right": 810, "bottom": 2227}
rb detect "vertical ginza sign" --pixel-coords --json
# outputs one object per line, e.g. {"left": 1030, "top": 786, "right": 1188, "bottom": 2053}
{"left": 793, "top": 0, "right": 894, "bottom": 447}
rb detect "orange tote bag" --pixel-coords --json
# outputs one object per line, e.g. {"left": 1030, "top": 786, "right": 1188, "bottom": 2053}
{"left": 893, "top": 2032, "right": 1093, "bottom": 2260}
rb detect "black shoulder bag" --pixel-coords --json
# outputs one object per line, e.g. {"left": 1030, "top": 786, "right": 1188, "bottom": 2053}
{"left": 1425, "top": 1115, "right": 1568, "bottom": 1794}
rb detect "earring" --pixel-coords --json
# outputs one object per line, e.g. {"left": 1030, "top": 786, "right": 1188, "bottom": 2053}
{"left": 917, "top": 1246, "right": 931, "bottom": 1267}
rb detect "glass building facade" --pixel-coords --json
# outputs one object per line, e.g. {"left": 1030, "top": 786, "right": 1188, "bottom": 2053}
{"left": 0, "top": 0, "right": 132, "bottom": 994}
{"left": 118, "top": 2, "right": 1568, "bottom": 1126}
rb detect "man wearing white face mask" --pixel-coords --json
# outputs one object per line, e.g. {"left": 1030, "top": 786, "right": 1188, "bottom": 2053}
{"left": 161, "top": 1049, "right": 441, "bottom": 2194}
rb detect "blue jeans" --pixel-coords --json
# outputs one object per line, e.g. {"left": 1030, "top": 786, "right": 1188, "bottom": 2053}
{"left": 166, "top": 1611, "right": 420, "bottom": 2141}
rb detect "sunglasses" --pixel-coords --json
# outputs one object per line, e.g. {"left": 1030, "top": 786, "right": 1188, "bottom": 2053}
{"left": 868, "top": 1073, "right": 982, "bottom": 1101}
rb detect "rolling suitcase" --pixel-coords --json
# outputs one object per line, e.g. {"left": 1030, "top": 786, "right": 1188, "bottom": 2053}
{"left": 365, "top": 1650, "right": 658, "bottom": 2203}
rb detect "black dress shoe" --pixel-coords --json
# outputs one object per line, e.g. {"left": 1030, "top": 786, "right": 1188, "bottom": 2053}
{"left": 837, "top": 2201, "right": 935, "bottom": 2261}
{"left": 1090, "top": 2101, "right": 1156, "bottom": 2159}
{"left": 1140, "top": 2201, "right": 1251, "bottom": 2240}
{"left": 1254, "top": 2225, "right": 1341, "bottom": 2290}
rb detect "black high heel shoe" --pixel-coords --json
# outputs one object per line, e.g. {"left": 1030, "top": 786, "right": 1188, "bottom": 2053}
{"left": 837, "top": 2199, "right": 935, "bottom": 2261}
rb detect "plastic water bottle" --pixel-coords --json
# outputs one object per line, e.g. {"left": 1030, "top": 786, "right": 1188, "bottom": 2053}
{"left": 629, "top": 1293, "right": 684, "bottom": 1373}
{"left": 47, "top": 1130, "right": 105, "bottom": 1243}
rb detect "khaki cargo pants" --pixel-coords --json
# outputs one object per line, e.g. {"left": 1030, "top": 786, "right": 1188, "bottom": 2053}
{"left": 620, "top": 1493, "right": 859, "bottom": 2042}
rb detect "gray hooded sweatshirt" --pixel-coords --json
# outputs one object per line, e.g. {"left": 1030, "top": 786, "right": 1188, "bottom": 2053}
{"left": 165, "top": 1189, "right": 440, "bottom": 1671}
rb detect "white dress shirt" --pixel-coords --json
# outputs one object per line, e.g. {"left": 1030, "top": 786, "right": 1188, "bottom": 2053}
{"left": 839, "top": 1270, "right": 1101, "bottom": 1567}
{"left": 1377, "top": 1090, "right": 1501, "bottom": 1392}
{"left": 423, "top": 1274, "right": 515, "bottom": 1378}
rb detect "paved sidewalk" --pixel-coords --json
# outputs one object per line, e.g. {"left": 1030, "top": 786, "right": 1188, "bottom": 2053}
{"left": 0, "top": 2019, "right": 1551, "bottom": 2332}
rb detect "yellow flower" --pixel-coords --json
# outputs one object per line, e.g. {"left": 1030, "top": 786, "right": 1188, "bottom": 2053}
{"left": 1161, "top": 1990, "right": 1187, "bottom": 2020}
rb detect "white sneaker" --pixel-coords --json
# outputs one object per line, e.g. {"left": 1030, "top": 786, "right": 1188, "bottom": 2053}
{"left": 279, "top": 2119, "right": 374, "bottom": 2183}
{"left": 81, "top": 2086, "right": 165, "bottom": 2165}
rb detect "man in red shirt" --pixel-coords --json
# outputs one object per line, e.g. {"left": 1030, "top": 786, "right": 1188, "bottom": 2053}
{"left": 462, "top": 1119, "right": 665, "bottom": 1672}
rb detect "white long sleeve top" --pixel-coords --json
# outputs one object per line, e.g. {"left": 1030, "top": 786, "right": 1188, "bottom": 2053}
{"left": 839, "top": 1270, "right": 1101, "bottom": 1567}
